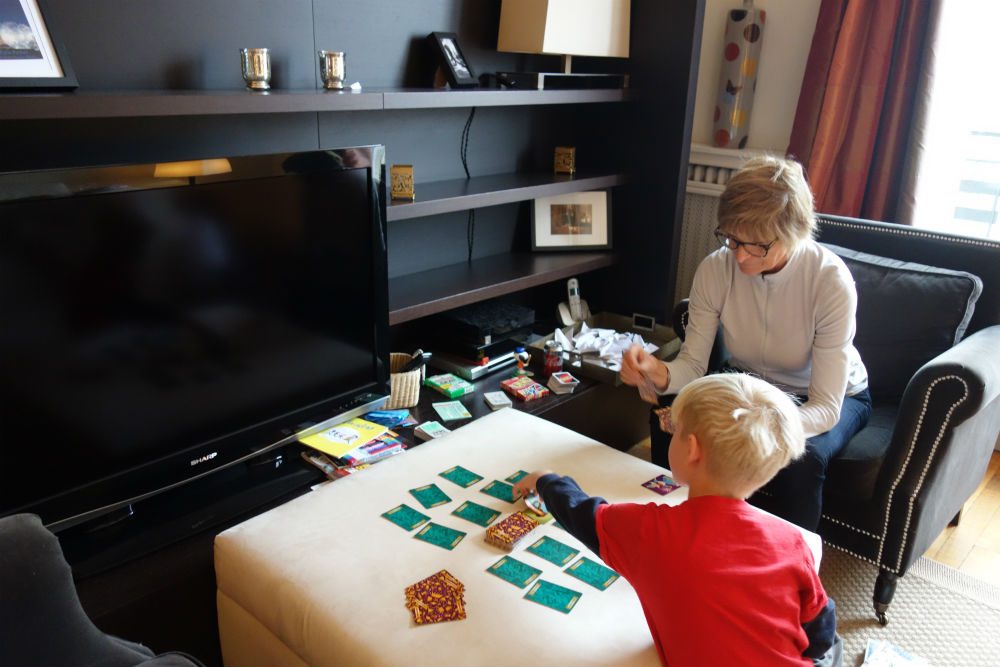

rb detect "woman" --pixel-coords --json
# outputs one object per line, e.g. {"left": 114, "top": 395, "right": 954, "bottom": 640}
{"left": 621, "top": 156, "right": 871, "bottom": 531}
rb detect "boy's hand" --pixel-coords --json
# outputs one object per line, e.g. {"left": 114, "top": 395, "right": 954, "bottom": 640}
{"left": 512, "top": 470, "right": 553, "bottom": 500}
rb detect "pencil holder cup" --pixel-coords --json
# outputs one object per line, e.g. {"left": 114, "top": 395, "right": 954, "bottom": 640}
{"left": 385, "top": 352, "right": 424, "bottom": 409}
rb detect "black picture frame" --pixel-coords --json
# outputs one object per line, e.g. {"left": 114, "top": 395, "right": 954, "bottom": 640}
{"left": 427, "top": 31, "right": 477, "bottom": 89}
{"left": 0, "top": 0, "right": 77, "bottom": 91}
{"left": 531, "top": 190, "right": 613, "bottom": 252}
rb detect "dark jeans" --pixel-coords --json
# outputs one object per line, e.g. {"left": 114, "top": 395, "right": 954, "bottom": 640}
{"left": 750, "top": 388, "right": 872, "bottom": 531}
{"left": 648, "top": 386, "right": 873, "bottom": 532}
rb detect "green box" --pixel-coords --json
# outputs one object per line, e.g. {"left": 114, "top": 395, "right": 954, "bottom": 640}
{"left": 424, "top": 372, "right": 475, "bottom": 398}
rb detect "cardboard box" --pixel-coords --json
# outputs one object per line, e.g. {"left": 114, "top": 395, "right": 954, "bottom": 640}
{"left": 528, "top": 313, "right": 680, "bottom": 386}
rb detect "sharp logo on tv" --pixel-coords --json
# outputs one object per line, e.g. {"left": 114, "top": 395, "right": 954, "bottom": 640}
{"left": 190, "top": 452, "right": 218, "bottom": 467}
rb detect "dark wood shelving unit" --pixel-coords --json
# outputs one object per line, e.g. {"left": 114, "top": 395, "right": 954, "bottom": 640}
{"left": 388, "top": 251, "right": 616, "bottom": 325}
{"left": 0, "top": 87, "right": 629, "bottom": 121}
{"left": 387, "top": 172, "right": 626, "bottom": 221}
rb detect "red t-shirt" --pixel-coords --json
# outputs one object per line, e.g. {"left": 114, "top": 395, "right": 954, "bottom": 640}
{"left": 596, "top": 496, "right": 827, "bottom": 667}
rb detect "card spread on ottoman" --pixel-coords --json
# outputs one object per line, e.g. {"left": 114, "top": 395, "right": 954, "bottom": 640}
{"left": 404, "top": 569, "right": 466, "bottom": 625}
{"left": 524, "top": 579, "right": 581, "bottom": 613}
{"left": 526, "top": 535, "right": 580, "bottom": 567}
{"left": 414, "top": 522, "right": 466, "bottom": 550}
{"left": 487, "top": 555, "right": 542, "bottom": 589}
{"left": 485, "top": 512, "right": 539, "bottom": 551}
{"left": 565, "top": 557, "right": 620, "bottom": 590}
{"left": 439, "top": 465, "right": 484, "bottom": 488}
{"left": 505, "top": 469, "right": 529, "bottom": 484}
{"left": 409, "top": 483, "right": 452, "bottom": 509}
{"left": 382, "top": 504, "right": 431, "bottom": 531}
{"left": 480, "top": 479, "right": 517, "bottom": 503}
{"left": 451, "top": 500, "right": 501, "bottom": 527}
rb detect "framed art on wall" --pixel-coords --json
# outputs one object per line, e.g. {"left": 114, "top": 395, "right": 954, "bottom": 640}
{"left": 0, "top": 0, "right": 77, "bottom": 90}
{"left": 427, "top": 31, "right": 477, "bottom": 89}
{"left": 532, "top": 190, "right": 612, "bottom": 251}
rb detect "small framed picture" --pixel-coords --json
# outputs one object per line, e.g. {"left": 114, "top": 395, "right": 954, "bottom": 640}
{"left": 532, "top": 190, "right": 612, "bottom": 251}
{"left": 427, "top": 31, "right": 477, "bottom": 89}
{"left": 0, "top": 0, "right": 77, "bottom": 90}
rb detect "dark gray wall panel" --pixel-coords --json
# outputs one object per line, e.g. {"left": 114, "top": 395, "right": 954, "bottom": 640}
{"left": 44, "top": 0, "right": 317, "bottom": 89}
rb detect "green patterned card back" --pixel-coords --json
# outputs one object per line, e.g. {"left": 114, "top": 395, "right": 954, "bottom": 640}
{"left": 480, "top": 479, "right": 517, "bottom": 503}
{"left": 487, "top": 555, "right": 542, "bottom": 589}
{"left": 439, "top": 465, "right": 484, "bottom": 488}
{"left": 451, "top": 500, "right": 501, "bottom": 527}
{"left": 526, "top": 535, "right": 579, "bottom": 566}
{"left": 413, "top": 522, "right": 466, "bottom": 550}
{"left": 505, "top": 470, "right": 529, "bottom": 484}
{"left": 409, "top": 483, "right": 451, "bottom": 509}
{"left": 524, "top": 579, "right": 581, "bottom": 613}
{"left": 565, "top": 556, "right": 620, "bottom": 590}
{"left": 381, "top": 504, "right": 430, "bottom": 531}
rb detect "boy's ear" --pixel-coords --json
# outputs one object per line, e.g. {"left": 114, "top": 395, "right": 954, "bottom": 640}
{"left": 687, "top": 433, "right": 704, "bottom": 465}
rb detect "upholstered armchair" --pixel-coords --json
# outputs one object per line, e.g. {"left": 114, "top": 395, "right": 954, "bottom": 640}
{"left": 659, "top": 214, "right": 1000, "bottom": 625}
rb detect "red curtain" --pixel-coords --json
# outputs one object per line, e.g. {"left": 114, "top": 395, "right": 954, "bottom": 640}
{"left": 787, "top": 0, "right": 940, "bottom": 222}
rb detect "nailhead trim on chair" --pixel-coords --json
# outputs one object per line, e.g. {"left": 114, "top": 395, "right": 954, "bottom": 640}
{"left": 875, "top": 375, "right": 968, "bottom": 571}
{"left": 819, "top": 218, "right": 1000, "bottom": 250}
{"left": 825, "top": 542, "right": 900, "bottom": 574}
{"left": 822, "top": 514, "right": 880, "bottom": 539}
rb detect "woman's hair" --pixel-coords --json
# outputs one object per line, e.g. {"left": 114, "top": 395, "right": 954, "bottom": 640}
{"left": 717, "top": 155, "right": 816, "bottom": 252}
{"left": 671, "top": 373, "right": 805, "bottom": 499}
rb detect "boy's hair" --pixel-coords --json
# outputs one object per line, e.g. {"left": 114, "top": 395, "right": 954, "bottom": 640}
{"left": 671, "top": 374, "right": 805, "bottom": 499}
{"left": 717, "top": 155, "right": 816, "bottom": 253}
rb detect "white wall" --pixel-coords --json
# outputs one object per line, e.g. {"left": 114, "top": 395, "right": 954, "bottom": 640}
{"left": 691, "top": 0, "right": 821, "bottom": 152}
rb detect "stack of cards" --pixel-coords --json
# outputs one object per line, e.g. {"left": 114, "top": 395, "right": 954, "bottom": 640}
{"left": 485, "top": 512, "right": 539, "bottom": 551}
{"left": 546, "top": 371, "right": 580, "bottom": 395}
{"left": 414, "top": 421, "right": 451, "bottom": 441}
{"left": 642, "top": 474, "right": 681, "bottom": 496}
{"left": 404, "top": 570, "right": 467, "bottom": 624}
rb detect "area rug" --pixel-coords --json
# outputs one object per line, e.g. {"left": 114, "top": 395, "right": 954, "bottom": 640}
{"left": 821, "top": 546, "right": 1000, "bottom": 666}
{"left": 625, "top": 440, "right": 1000, "bottom": 666}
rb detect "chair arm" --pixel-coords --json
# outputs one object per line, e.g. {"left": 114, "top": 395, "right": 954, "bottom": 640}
{"left": 872, "top": 325, "right": 1000, "bottom": 573}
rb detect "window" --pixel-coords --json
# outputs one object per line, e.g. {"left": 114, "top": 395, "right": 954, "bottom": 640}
{"left": 913, "top": 1, "right": 1000, "bottom": 240}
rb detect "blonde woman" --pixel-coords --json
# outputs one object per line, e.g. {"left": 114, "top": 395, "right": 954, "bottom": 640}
{"left": 621, "top": 156, "right": 870, "bottom": 531}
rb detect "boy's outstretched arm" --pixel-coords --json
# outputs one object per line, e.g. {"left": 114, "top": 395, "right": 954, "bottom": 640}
{"left": 513, "top": 471, "right": 607, "bottom": 554}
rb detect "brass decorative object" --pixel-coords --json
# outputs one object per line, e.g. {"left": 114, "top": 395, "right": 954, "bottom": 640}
{"left": 554, "top": 146, "right": 576, "bottom": 174}
{"left": 390, "top": 164, "right": 415, "bottom": 200}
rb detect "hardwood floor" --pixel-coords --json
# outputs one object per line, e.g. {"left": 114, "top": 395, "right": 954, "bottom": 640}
{"left": 924, "top": 449, "right": 1000, "bottom": 586}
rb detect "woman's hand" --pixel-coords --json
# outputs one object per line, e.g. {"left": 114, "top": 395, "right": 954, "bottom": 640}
{"left": 620, "top": 344, "right": 670, "bottom": 403}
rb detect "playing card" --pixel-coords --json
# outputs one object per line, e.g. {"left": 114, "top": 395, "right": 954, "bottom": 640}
{"left": 642, "top": 474, "right": 681, "bottom": 496}
{"left": 451, "top": 500, "right": 500, "bottom": 527}
{"left": 484, "top": 512, "right": 539, "bottom": 551}
{"left": 405, "top": 570, "right": 466, "bottom": 624}
{"left": 487, "top": 555, "right": 542, "bottom": 589}
{"left": 480, "top": 479, "right": 517, "bottom": 503}
{"left": 431, "top": 400, "right": 473, "bottom": 422}
{"left": 381, "top": 503, "right": 431, "bottom": 531}
{"left": 505, "top": 470, "right": 529, "bottom": 484}
{"left": 409, "top": 483, "right": 452, "bottom": 509}
{"left": 564, "top": 556, "right": 620, "bottom": 590}
{"left": 438, "top": 465, "right": 484, "bottom": 488}
{"left": 526, "top": 535, "right": 580, "bottom": 567}
{"left": 524, "top": 579, "right": 581, "bottom": 613}
{"left": 413, "top": 522, "right": 466, "bottom": 550}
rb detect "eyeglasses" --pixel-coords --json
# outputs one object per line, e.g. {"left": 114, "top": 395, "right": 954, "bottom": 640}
{"left": 713, "top": 229, "right": 778, "bottom": 258}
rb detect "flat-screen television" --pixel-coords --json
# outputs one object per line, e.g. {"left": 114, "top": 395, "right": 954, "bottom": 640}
{"left": 0, "top": 147, "right": 390, "bottom": 532}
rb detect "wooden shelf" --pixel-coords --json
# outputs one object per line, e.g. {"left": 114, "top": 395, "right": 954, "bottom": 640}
{"left": 0, "top": 87, "right": 629, "bottom": 121}
{"left": 388, "top": 251, "right": 615, "bottom": 325}
{"left": 387, "top": 172, "right": 625, "bottom": 221}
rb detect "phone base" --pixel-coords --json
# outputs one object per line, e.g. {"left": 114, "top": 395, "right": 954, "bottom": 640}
{"left": 557, "top": 300, "right": 591, "bottom": 326}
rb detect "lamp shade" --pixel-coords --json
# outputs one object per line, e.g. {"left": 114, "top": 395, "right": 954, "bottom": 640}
{"left": 498, "top": 0, "right": 630, "bottom": 58}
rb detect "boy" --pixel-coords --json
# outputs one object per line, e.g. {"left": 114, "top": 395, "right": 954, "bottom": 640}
{"left": 513, "top": 374, "right": 841, "bottom": 667}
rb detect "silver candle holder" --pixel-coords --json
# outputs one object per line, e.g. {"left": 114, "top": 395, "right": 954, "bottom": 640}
{"left": 318, "top": 50, "right": 345, "bottom": 90}
{"left": 240, "top": 47, "right": 271, "bottom": 91}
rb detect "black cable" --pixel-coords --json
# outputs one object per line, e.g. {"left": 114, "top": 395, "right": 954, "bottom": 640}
{"left": 461, "top": 107, "right": 477, "bottom": 262}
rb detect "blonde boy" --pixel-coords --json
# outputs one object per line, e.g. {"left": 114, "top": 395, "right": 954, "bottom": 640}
{"left": 514, "top": 374, "right": 841, "bottom": 667}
